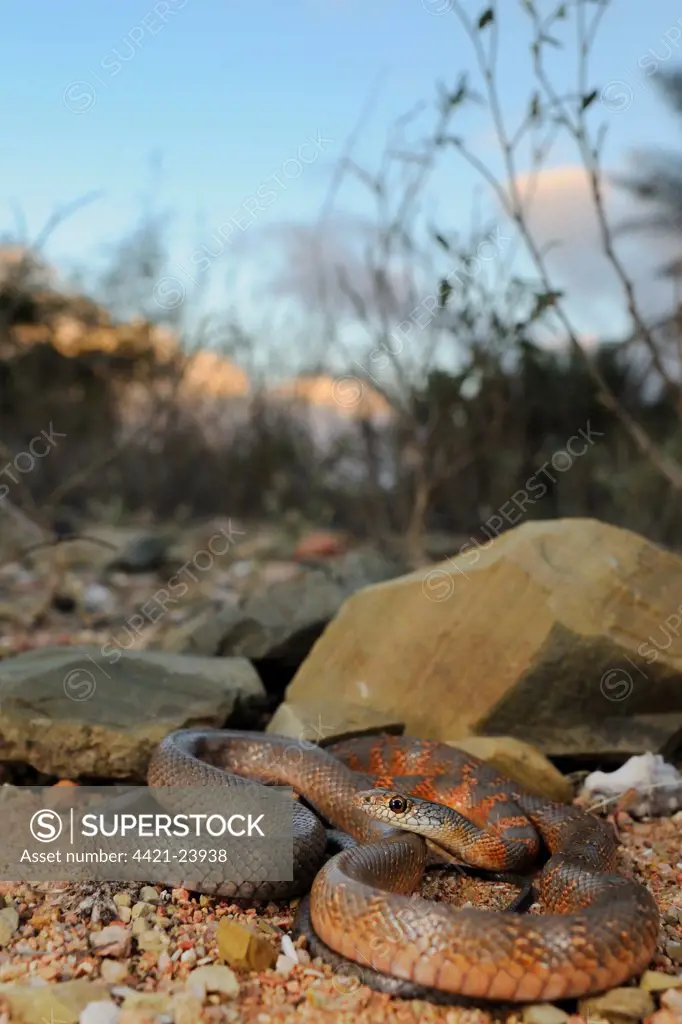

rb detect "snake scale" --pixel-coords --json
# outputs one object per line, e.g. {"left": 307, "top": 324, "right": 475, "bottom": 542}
{"left": 147, "top": 729, "right": 659, "bottom": 1003}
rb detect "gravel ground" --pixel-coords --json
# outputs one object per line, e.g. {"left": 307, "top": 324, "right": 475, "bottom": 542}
{"left": 0, "top": 810, "right": 679, "bottom": 1024}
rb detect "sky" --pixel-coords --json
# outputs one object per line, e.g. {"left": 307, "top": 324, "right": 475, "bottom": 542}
{"left": 4, "top": 0, "right": 682, "bottom": 358}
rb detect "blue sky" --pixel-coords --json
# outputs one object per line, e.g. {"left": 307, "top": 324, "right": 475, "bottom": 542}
{"left": 4, "top": 0, "right": 682, "bottom": 346}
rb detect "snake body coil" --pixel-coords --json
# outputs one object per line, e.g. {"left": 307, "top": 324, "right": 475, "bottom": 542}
{"left": 148, "top": 729, "right": 659, "bottom": 1002}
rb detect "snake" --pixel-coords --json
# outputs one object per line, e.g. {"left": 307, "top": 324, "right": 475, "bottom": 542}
{"left": 147, "top": 729, "right": 660, "bottom": 1003}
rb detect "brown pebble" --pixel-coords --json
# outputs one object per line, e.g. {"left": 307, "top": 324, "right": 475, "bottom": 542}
{"left": 216, "top": 918, "right": 277, "bottom": 971}
{"left": 580, "top": 987, "right": 655, "bottom": 1023}
{"left": 523, "top": 1005, "right": 570, "bottom": 1024}
{"left": 89, "top": 925, "right": 131, "bottom": 958}
{"left": 640, "top": 971, "right": 682, "bottom": 992}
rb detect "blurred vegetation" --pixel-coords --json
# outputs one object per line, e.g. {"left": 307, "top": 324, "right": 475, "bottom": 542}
{"left": 1, "top": 246, "right": 681, "bottom": 552}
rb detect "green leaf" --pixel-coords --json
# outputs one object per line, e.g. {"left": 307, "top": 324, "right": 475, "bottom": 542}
{"left": 438, "top": 278, "right": 453, "bottom": 308}
{"left": 478, "top": 7, "right": 494, "bottom": 29}
{"left": 529, "top": 92, "right": 541, "bottom": 121}
{"left": 529, "top": 289, "right": 564, "bottom": 321}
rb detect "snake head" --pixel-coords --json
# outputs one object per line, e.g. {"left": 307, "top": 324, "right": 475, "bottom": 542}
{"left": 354, "top": 788, "right": 417, "bottom": 824}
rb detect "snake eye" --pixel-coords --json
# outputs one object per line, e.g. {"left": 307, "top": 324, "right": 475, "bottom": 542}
{"left": 388, "top": 796, "right": 407, "bottom": 814}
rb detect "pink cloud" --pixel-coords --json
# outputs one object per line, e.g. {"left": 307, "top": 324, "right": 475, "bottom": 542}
{"left": 507, "top": 164, "right": 679, "bottom": 334}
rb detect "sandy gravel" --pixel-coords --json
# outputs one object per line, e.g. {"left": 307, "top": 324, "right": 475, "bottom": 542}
{"left": 0, "top": 810, "right": 678, "bottom": 1023}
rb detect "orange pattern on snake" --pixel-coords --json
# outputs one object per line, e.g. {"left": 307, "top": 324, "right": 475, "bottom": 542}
{"left": 148, "top": 730, "right": 659, "bottom": 1003}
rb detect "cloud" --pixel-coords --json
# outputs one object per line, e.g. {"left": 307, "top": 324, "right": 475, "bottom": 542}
{"left": 244, "top": 162, "right": 682, "bottom": 341}
{"left": 254, "top": 214, "right": 419, "bottom": 323}
{"left": 508, "top": 163, "right": 680, "bottom": 335}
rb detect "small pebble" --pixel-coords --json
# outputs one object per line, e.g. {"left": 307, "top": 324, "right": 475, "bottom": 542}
{"left": 171, "top": 993, "right": 204, "bottom": 1024}
{"left": 100, "top": 959, "right": 129, "bottom": 984}
{"left": 89, "top": 925, "right": 131, "bottom": 958}
{"left": 135, "top": 928, "right": 170, "bottom": 953}
{"left": 640, "top": 971, "right": 682, "bottom": 992}
{"left": 580, "top": 987, "right": 655, "bottom": 1022}
{"left": 186, "top": 964, "right": 240, "bottom": 1001}
{"left": 662, "top": 989, "right": 682, "bottom": 1014}
{"left": 523, "top": 1005, "right": 570, "bottom": 1024}
{"left": 82, "top": 583, "right": 115, "bottom": 614}
{"left": 216, "top": 918, "right": 277, "bottom": 971}
{"left": 0, "top": 907, "right": 19, "bottom": 946}
{"left": 139, "top": 886, "right": 162, "bottom": 905}
{"left": 120, "top": 991, "right": 172, "bottom": 1015}
{"left": 280, "top": 934, "right": 298, "bottom": 962}
{"left": 276, "top": 954, "right": 297, "bottom": 977}
{"left": 130, "top": 902, "right": 154, "bottom": 921}
{"left": 667, "top": 941, "right": 682, "bottom": 965}
{"left": 649, "top": 1012, "right": 680, "bottom": 1024}
{"left": 79, "top": 1001, "right": 121, "bottom": 1024}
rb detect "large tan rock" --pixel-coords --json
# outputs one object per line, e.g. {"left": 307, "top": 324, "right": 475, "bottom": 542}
{"left": 283, "top": 518, "right": 682, "bottom": 757}
{"left": 267, "top": 699, "right": 403, "bottom": 745}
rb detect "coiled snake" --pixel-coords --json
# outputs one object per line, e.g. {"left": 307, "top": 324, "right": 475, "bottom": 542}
{"left": 147, "top": 729, "right": 659, "bottom": 1003}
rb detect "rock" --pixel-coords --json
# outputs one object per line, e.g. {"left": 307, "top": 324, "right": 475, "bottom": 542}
{"left": 522, "top": 1006, "right": 570, "bottom": 1024}
{"left": 106, "top": 535, "right": 172, "bottom": 574}
{"left": 649, "top": 1012, "right": 681, "bottom": 1024}
{"left": 0, "top": 980, "right": 110, "bottom": 1023}
{"left": 160, "top": 549, "right": 410, "bottom": 665}
{"left": 640, "top": 970, "right": 682, "bottom": 992}
{"left": 447, "top": 737, "right": 573, "bottom": 802}
{"left": 267, "top": 700, "right": 403, "bottom": 746}
{"left": 79, "top": 1002, "right": 121, "bottom": 1024}
{"left": 138, "top": 887, "right": 162, "bottom": 905}
{"left": 662, "top": 989, "right": 682, "bottom": 1014}
{"left": 171, "top": 992, "right": 204, "bottom": 1024}
{"left": 131, "top": 918, "right": 150, "bottom": 937}
{"left": 580, "top": 987, "right": 655, "bottom": 1024}
{"left": 276, "top": 954, "right": 297, "bottom": 976}
{"left": 99, "top": 960, "right": 129, "bottom": 984}
{"left": 293, "top": 531, "right": 348, "bottom": 560}
{"left": 135, "top": 928, "right": 169, "bottom": 953}
{"left": 0, "top": 646, "right": 264, "bottom": 779}
{"left": 667, "top": 941, "right": 682, "bottom": 964}
{"left": 89, "top": 925, "right": 131, "bottom": 957}
{"left": 120, "top": 991, "right": 172, "bottom": 1014}
{"left": 81, "top": 584, "right": 115, "bottom": 616}
{"left": 130, "top": 902, "right": 154, "bottom": 921}
{"left": 0, "top": 907, "right": 19, "bottom": 946}
{"left": 582, "top": 755, "right": 682, "bottom": 817}
{"left": 282, "top": 519, "right": 682, "bottom": 756}
{"left": 216, "top": 918, "right": 277, "bottom": 971}
{"left": 186, "top": 964, "right": 240, "bottom": 1000}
